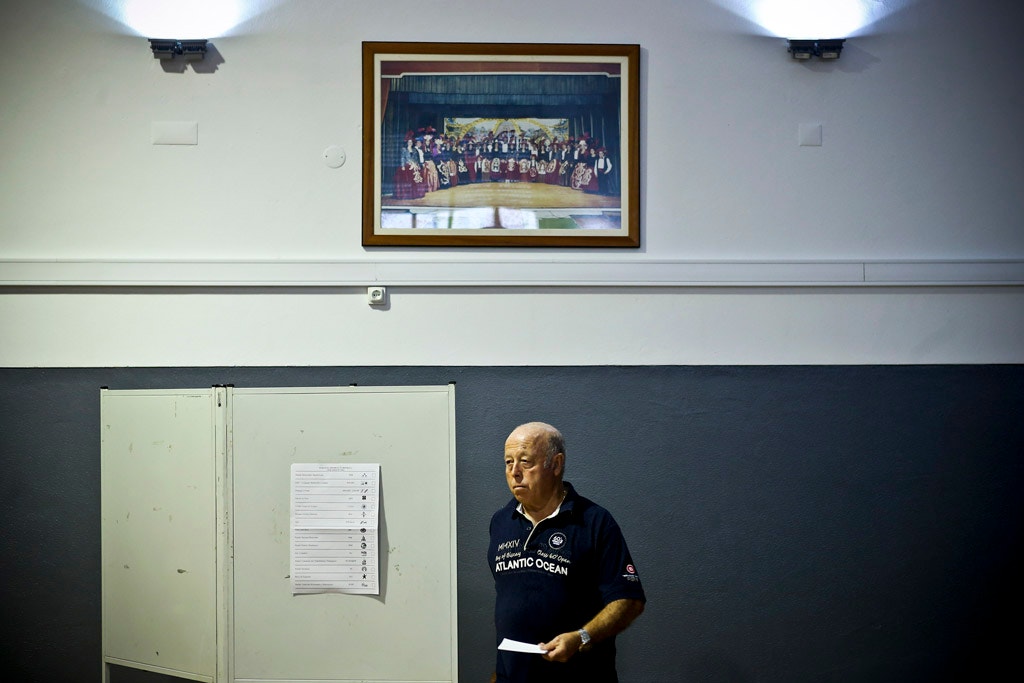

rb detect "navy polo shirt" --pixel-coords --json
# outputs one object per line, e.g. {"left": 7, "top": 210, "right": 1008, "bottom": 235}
{"left": 489, "top": 482, "right": 645, "bottom": 682}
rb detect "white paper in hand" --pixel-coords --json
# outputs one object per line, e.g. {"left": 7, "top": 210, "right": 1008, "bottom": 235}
{"left": 497, "top": 638, "right": 548, "bottom": 654}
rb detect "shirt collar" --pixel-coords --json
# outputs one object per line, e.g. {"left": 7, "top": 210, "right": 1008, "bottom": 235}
{"left": 511, "top": 481, "right": 577, "bottom": 519}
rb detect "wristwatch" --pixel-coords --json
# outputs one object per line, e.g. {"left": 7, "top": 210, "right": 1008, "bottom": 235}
{"left": 577, "top": 628, "right": 592, "bottom": 652}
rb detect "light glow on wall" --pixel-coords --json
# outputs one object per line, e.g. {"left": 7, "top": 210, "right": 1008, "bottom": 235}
{"left": 716, "top": 0, "right": 912, "bottom": 38}
{"left": 123, "top": 0, "right": 243, "bottom": 38}
{"left": 81, "top": 0, "right": 282, "bottom": 38}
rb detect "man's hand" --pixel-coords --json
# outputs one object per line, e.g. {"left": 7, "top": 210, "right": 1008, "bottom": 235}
{"left": 537, "top": 598, "right": 645, "bottom": 664}
{"left": 538, "top": 630, "right": 583, "bottom": 662}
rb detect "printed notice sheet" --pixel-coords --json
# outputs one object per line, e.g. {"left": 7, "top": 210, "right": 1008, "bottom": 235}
{"left": 290, "top": 463, "right": 380, "bottom": 595}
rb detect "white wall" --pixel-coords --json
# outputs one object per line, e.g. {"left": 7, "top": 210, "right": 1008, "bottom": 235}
{"left": 1, "top": 0, "right": 1022, "bottom": 366}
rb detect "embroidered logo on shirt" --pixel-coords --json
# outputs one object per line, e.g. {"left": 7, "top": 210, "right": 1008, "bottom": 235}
{"left": 548, "top": 532, "right": 567, "bottom": 550}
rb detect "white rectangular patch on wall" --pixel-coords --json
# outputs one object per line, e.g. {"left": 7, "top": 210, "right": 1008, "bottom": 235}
{"left": 151, "top": 121, "right": 198, "bottom": 145}
{"left": 798, "top": 123, "right": 823, "bottom": 147}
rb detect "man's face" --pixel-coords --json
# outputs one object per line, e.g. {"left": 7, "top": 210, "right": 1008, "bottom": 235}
{"left": 504, "top": 428, "right": 562, "bottom": 510}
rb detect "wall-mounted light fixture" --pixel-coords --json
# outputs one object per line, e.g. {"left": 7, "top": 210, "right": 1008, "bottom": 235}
{"left": 787, "top": 38, "right": 846, "bottom": 60}
{"left": 148, "top": 38, "right": 208, "bottom": 61}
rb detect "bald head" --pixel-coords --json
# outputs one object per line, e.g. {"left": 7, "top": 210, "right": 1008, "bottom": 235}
{"left": 507, "top": 422, "right": 565, "bottom": 469}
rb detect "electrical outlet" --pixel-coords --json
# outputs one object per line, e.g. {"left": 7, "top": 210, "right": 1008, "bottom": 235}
{"left": 367, "top": 286, "right": 387, "bottom": 306}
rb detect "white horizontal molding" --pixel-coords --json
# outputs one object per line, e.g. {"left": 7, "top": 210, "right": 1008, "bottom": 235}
{"left": 0, "top": 259, "right": 1022, "bottom": 287}
{"left": 864, "top": 260, "right": 1024, "bottom": 284}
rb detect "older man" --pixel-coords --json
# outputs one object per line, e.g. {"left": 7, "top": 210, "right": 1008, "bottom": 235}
{"left": 489, "top": 422, "right": 645, "bottom": 682}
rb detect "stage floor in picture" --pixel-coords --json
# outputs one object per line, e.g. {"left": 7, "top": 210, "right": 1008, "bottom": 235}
{"left": 381, "top": 182, "right": 622, "bottom": 230}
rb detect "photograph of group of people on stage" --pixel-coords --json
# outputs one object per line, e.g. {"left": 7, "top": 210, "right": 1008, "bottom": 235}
{"left": 368, "top": 48, "right": 636, "bottom": 239}
{"left": 390, "top": 120, "right": 619, "bottom": 202}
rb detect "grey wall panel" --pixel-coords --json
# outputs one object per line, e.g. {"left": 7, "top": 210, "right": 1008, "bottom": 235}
{"left": 2, "top": 366, "right": 1021, "bottom": 682}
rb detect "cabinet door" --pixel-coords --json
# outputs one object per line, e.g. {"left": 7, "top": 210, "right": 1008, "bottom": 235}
{"left": 101, "top": 389, "right": 219, "bottom": 682}
{"left": 229, "top": 385, "right": 458, "bottom": 683}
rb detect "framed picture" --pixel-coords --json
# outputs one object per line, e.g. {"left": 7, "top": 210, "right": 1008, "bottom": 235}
{"left": 362, "top": 41, "right": 640, "bottom": 247}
